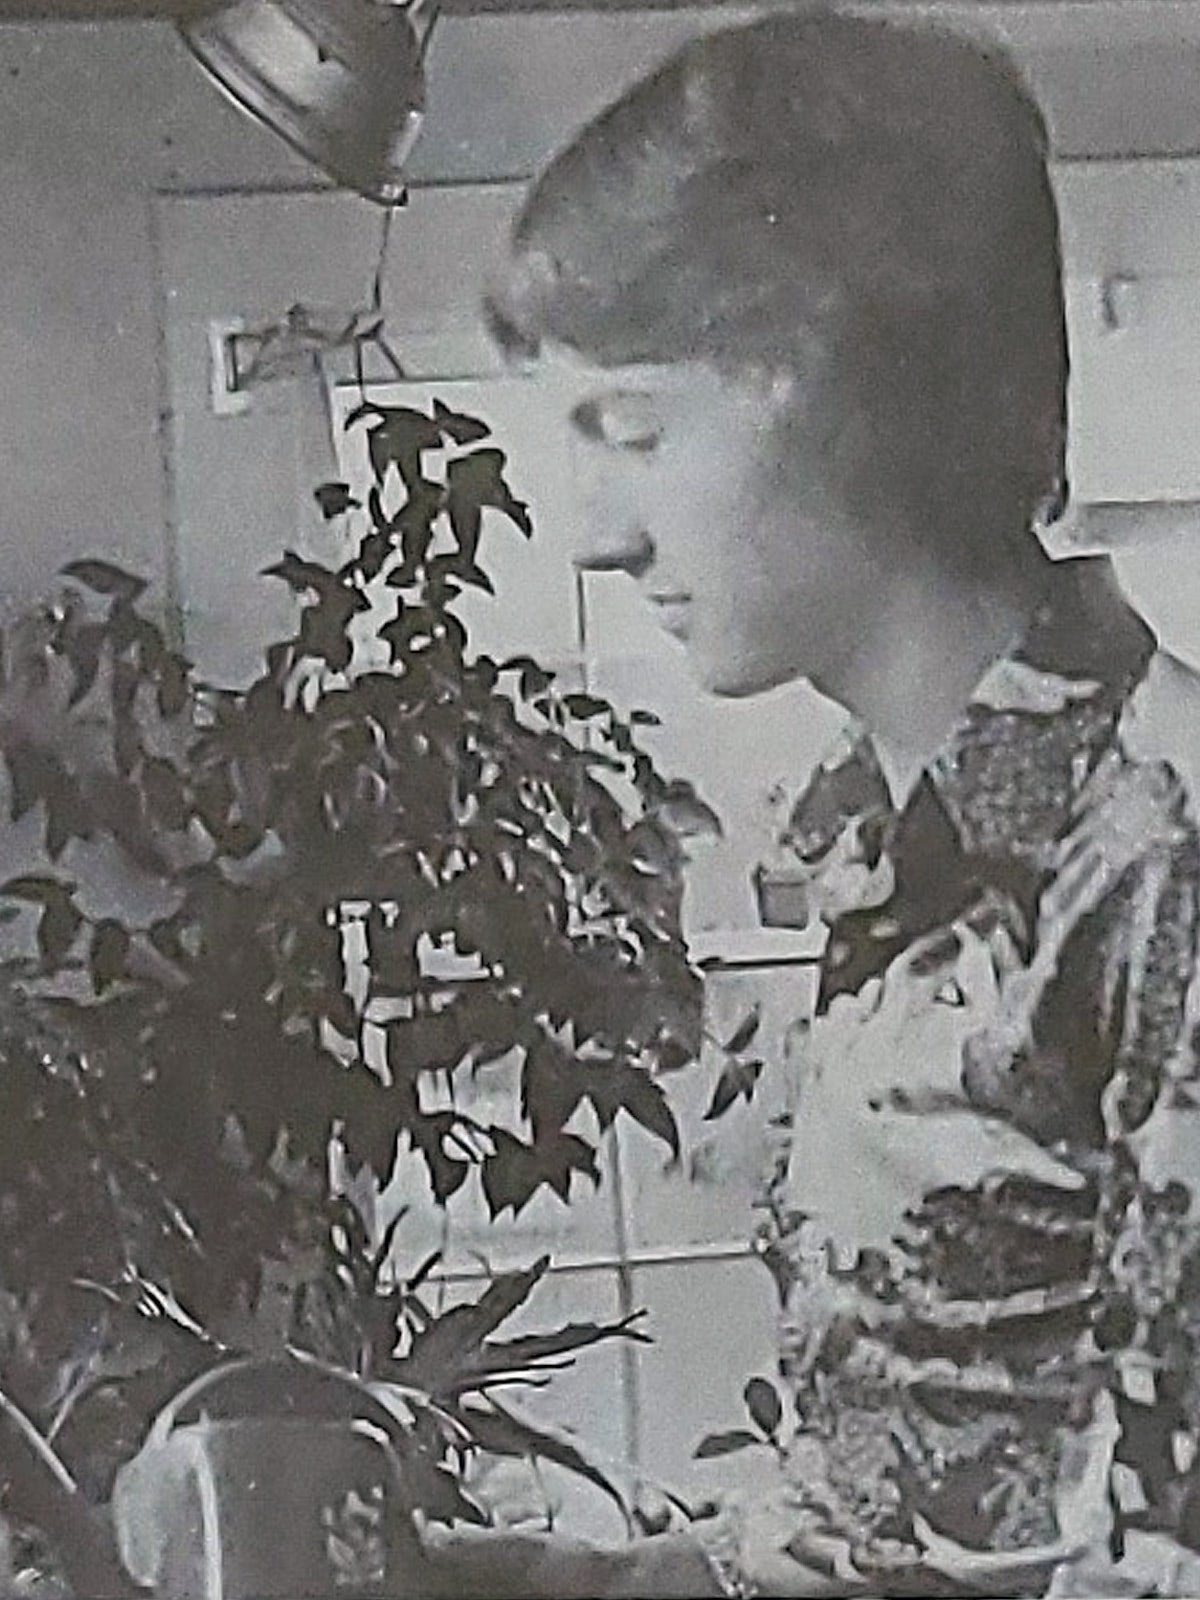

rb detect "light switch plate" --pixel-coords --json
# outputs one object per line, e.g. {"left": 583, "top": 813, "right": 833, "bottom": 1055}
{"left": 208, "top": 315, "right": 251, "bottom": 416}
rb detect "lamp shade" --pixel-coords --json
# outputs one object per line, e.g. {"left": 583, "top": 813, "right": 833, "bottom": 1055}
{"left": 181, "top": 0, "right": 426, "bottom": 204}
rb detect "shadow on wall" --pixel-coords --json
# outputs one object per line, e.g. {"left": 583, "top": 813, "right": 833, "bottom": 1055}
{"left": 0, "top": 160, "right": 167, "bottom": 623}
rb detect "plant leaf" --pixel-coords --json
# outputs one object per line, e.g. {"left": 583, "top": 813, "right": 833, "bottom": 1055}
{"left": 314, "top": 481, "right": 361, "bottom": 520}
{"left": 723, "top": 1003, "right": 762, "bottom": 1055}
{"left": 562, "top": 693, "right": 610, "bottom": 722}
{"left": 89, "top": 919, "right": 131, "bottom": 996}
{"left": 585, "top": 1063, "right": 679, "bottom": 1158}
{"left": 141, "top": 755, "right": 189, "bottom": 832}
{"left": 5, "top": 742, "right": 60, "bottom": 825}
{"left": 296, "top": 600, "right": 354, "bottom": 673}
{"left": 469, "top": 1309, "right": 651, "bottom": 1382}
{"left": 400, "top": 1457, "right": 489, "bottom": 1527}
{"left": 156, "top": 653, "right": 191, "bottom": 719}
{"left": 744, "top": 1376, "right": 782, "bottom": 1439}
{"left": 446, "top": 449, "right": 533, "bottom": 538}
{"left": 654, "top": 1034, "right": 696, "bottom": 1075}
{"left": 36, "top": 895, "right": 83, "bottom": 969}
{"left": 60, "top": 559, "right": 147, "bottom": 601}
{"left": 62, "top": 620, "right": 106, "bottom": 708}
{"left": 702, "top": 1066, "right": 741, "bottom": 1122}
{"left": 432, "top": 399, "right": 491, "bottom": 446}
{"left": 368, "top": 408, "right": 443, "bottom": 492}
{"left": 618, "top": 1070, "right": 680, "bottom": 1157}
{"left": 454, "top": 562, "right": 495, "bottom": 596}
{"left": 399, "top": 1256, "right": 551, "bottom": 1391}
{"left": 343, "top": 400, "right": 384, "bottom": 431}
{"left": 693, "top": 1429, "right": 762, "bottom": 1459}
{"left": 460, "top": 1398, "right": 634, "bottom": 1527}
{"left": 498, "top": 657, "right": 555, "bottom": 699}
{"left": 703, "top": 1059, "right": 762, "bottom": 1121}
{"left": 41, "top": 765, "right": 91, "bottom": 861}
{"left": 261, "top": 550, "right": 342, "bottom": 599}
{"left": 0, "top": 875, "right": 77, "bottom": 904}
{"left": 481, "top": 1129, "right": 599, "bottom": 1219}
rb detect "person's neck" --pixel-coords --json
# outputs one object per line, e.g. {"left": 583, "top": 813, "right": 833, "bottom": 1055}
{"left": 822, "top": 538, "right": 1053, "bottom": 808}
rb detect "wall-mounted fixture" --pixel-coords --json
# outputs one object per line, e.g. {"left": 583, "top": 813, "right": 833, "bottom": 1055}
{"left": 1099, "top": 270, "right": 1142, "bottom": 333}
{"left": 208, "top": 299, "right": 409, "bottom": 415}
{"left": 180, "top": 0, "right": 434, "bottom": 203}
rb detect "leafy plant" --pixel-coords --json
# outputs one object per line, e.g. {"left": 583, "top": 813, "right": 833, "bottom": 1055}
{"left": 323, "top": 1217, "right": 664, "bottom": 1532}
{"left": 0, "top": 398, "right": 708, "bottom": 1588}
{"left": 703, "top": 1001, "right": 764, "bottom": 1122}
{"left": 694, "top": 1375, "right": 786, "bottom": 1463}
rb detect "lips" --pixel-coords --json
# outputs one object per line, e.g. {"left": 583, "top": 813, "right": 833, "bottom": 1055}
{"left": 647, "top": 592, "right": 692, "bottom": 638}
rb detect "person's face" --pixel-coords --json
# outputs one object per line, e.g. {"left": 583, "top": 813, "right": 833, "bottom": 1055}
{"left": 538, "top": 343, "right": 875, "bottom": 699}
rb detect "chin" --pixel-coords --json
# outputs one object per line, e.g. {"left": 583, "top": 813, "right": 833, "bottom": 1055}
{"left": 691, "top": 652, "right": 797, "bottom": 699}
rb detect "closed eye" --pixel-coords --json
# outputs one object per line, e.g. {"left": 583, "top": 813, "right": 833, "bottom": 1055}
{"left": 569, "top": 392, "right": 663, "bottom": 455}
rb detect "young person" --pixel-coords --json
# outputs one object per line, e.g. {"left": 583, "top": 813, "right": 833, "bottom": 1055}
{"left": 421, "top": 12, "right": 1200, "bottom": 1595}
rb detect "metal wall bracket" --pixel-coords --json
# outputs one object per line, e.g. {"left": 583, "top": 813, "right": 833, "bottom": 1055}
{"left": 208, "top": 304, "right": 410, "bottom": 416}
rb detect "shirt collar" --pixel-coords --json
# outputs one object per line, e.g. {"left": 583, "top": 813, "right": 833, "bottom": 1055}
{"left": 815, "top": 560, "right": 1155, "bottom": 1010}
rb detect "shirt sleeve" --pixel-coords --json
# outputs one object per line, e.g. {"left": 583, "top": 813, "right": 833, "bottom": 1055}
{"left": 960, "top": 752, "right": 1200, "bottom": 1162}
{"left": 960, "top": 751, "right": 1200, "bottom": 1542}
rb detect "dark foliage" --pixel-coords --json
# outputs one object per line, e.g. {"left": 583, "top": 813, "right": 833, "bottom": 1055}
{"left": 0, "top": 400, "right": 708, "bottom": 1578}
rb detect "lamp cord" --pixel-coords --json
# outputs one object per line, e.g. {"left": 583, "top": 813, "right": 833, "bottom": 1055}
{"left": 409, "top": 0, "right": 442, "bottom": 64}
{"left": 354, "top": 204, "right": 408, "bottom": 398}
{"left": 371, "top": 204, "right": 396, "bottom": 315}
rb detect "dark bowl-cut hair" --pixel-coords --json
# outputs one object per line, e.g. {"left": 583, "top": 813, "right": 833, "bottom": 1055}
{"left": 487, "top": 10, "right": 1068, "bottom": 549}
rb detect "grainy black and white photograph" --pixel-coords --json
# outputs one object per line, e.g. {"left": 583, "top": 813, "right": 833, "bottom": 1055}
{"left": 0, "top": 1, "right": 1199, "bottom": 1596}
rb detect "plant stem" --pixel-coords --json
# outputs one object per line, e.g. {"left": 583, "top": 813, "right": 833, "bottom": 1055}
{"left": 0, "top": 1379, "right": 135, "bottom": 1598}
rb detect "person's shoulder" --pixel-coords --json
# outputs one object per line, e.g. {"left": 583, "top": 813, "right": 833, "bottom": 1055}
{"left": 1034, "top": 652, "right": 1200, "bottom": 935}
{"left": 1119, "top": 647, "right": 1200, "bottom": 810}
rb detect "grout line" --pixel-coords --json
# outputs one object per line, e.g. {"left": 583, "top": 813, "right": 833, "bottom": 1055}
{"left": 697, "top": 953, "right": 821, "bottom": 973}
{"left": 574, "top": 567, "right": 590, "bottom": 663}
{"left": 429, "top": 1237, "right": 758, "bottom": 1284}
{"left": 146, "top": 192, "right": 186, "bottom": 654}
{"left": 151, "top": 175, "right": 533, "bottom": 203}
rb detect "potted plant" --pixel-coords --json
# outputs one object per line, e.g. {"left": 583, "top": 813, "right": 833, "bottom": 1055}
{"left": 0, "top": 398, "right": 706, "bottom": 1595}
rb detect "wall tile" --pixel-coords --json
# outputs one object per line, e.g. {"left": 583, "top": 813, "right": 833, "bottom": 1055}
{"left": 629, "top": 1255, "right": 782, "bottom": 1504}
{"left": 418, "top": 1264, "right": 635, "bottom": 1541}
{"left": 620, "top": 960, "right": 817, "bottom": 1255}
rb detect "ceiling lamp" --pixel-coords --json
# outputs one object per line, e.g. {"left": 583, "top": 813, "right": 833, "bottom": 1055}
{"left": 180, "top": 0, "right": 431, "bottom": 205}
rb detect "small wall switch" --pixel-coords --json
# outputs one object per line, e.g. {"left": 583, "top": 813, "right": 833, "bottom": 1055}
{"left": 209, "top": 316, "right": 251, "bottom": 417}
{"left": 1099, "top": 272, "right": 1141, "bottom": 333}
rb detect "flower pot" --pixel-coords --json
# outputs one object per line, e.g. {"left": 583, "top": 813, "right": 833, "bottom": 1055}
{"left": 112, "top": 1358, "right": 415, "bottom": 1598}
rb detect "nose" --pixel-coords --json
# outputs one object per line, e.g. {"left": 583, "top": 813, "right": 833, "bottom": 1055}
{"left": 572, "top": 527, "right": 655, "bottom": 579}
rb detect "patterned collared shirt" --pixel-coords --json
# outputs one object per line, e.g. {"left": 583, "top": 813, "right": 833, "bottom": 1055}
{"left": 703, "top": 561, "right": 1200, "bottom": 1595}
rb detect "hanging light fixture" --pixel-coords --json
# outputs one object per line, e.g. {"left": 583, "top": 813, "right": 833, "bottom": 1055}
{"left": 180, "top": 0, "right": 433, "bottom": 205}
